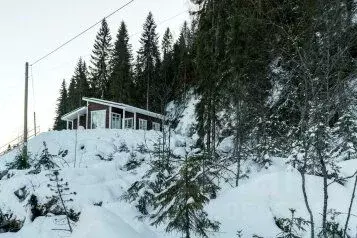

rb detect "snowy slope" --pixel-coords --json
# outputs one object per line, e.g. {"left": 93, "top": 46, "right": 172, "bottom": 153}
{"left": 0, "top": 129, "right": 180, "bottom": 238}
{"left": 0, "top": 116, "right": 357, "bottom": 238}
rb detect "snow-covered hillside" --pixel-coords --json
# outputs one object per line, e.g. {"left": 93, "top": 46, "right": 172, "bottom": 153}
{"left": 0, "top": 129, "right": 357, "bottom": 237}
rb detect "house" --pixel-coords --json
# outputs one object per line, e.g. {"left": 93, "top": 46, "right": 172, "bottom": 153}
{"left": 61, "top": 97, "right": 163, "bottom": 131}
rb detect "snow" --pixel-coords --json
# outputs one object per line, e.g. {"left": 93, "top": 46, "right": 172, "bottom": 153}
{"left": 207, "top": 160, "right": 357, "bottom": 237}
{"left": 71, "top": 206, "right": 142, "bottom": 238}
{"left": 0, "top": 129, "right": 174, "bottom": 238}
{"left": 0, "top": 103, "right": 357, "bottom": 237}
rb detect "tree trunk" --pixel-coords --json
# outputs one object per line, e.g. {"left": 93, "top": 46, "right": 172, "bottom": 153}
{"left": 344, "top": 171, "right": 357, "bottom": 238}
{"left": 301, "top": 171, "right": 315, "bottom": 238}
{"left": 184, "top": 157, "right": 190, "bottom": 238}
{"left": 320, "top": 153, "right": 328, "bottom": 238}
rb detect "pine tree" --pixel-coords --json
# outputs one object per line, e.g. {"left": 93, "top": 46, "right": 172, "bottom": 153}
{"left": 172, "top": 22, "right": 196, "bottom": 100}
{"left": 150, "top": 152, "right": 219, "bottom": 238}
{"left": 136, "top": 12, "right": 161, "bottom": 111}
{"left": 157, "top": 28, "right": 175, "bottom": 113}
{"left": 67, "top": 77, "right": 77, "bottom": 111}
{"left": 67, "top": 59, "right": 90, "bottom": 111}
{"left": 54, "top": 80, "right": 68, "bottom": 130}
{"left": 109, "top": 21, "right": 134, "bottom": 103}
{"left": 89, "top": 19, "right": 112, "bottom": 99}
{"left": 74, "top": 58, "right": 90, "bottom": 104}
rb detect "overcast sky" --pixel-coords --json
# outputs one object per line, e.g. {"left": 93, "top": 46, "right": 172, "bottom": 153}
{"left": 0, "top": 0, "right": 192, "bottom": 147}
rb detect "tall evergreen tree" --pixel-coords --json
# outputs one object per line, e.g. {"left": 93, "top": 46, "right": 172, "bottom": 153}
{"left": 192, "top": 0, "right": 235, "bottom": 185}
{"left": 172, "top": 21, "right": 196, "bottom": 100}
{"left": 136, "top": 12, "right": 161, "bottom": 111}
{"left": 67, "top": 77, "right": 77, "bottom": 111}
{"left": 89, "top": 19, "right": 112, "bottom": 99}
{"left": 109, "top": 21, "right": 134, "bottom": 104}
{"left": 53, "top": 80, "right": 68, "bottom": 130}
{"left": 67, "top": 58, "right": 90, "bottom": 111}
{"left": 75, "top": 58, "right": 90, "bottom": 105}
{"left": 157, "top": 28, "right": 175, "bottom": 113}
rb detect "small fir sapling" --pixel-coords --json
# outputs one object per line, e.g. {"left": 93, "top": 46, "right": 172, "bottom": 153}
{"left": 150, "top": 153, "right": 220, "bottom": 238}
{"left": 31, "top": 142, "right": 59, "bottom": 174}
{"left": 274, "top": 209, "right": 309, "bottom": 238}
{"left": 318, "top": 210, "right": 344, "bottom": 238}
{"left": 119, "top": 142, "right": 130, "bottom": 153}
{"left": 46, "top": 170, "right": 78, "bottom": 233}
{"left": 7, "top": 148, "right": 31, "bottom": 170}
{"left": 136, "top": 143, "right": 149, "bottom": 154}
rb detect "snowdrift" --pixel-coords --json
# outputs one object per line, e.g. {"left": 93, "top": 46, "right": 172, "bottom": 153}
{"left": 0, "top": 129, "right": 356, "bottom": 237}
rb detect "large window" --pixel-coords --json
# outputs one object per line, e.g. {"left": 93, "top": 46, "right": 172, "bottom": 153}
{"left": 139, "top": 119, "right": 148, "bottom": 130}
{"left": 124, "top": 118, "right": 134, "bottom": 129}
{"left": 152, "top": 122, "right": 161, "bottom": 131}
{"left": 91, "top": 110, "right": 106, "bottom": 129}
{"left": 111, "top": 113, "right": 122, "bottom": 129}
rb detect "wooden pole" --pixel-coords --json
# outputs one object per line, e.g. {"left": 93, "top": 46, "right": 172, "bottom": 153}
{"left": 23, "top": 62, "right": 29, "bottom": 156}
{"left": 34, "top": 112, "right": 37, "bottom": 136}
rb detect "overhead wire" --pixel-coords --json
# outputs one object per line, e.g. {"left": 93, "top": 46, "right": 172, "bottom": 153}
{"left": 28, "top": 3, "right": 188, "bottom": 133}
{"left": 30, "top": 0, "right": 134, "bottom": 66}
{"left": 37, "top": 8, "right": 190, "bottom": 69}
{"left": 129, "top": 9, "right": 189, "bottom": 38}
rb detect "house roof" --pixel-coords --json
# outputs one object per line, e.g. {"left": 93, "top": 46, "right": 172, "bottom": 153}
{"left": 82, "top": 97, "right": 164, "bottom": 119}
{"left": 61, "top": 106, "right": 87, "bottom": 121}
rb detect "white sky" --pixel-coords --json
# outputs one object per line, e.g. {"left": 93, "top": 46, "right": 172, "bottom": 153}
{"left": 0, "top": 0, "right": 192, "bottom": 147}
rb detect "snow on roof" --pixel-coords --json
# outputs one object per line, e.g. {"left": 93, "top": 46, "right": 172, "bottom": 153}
{"left": 82, "top": 97, "right": 164, "bottom": 119}
{"left": 61, "top": 106, "right": 87, "bottom": 121}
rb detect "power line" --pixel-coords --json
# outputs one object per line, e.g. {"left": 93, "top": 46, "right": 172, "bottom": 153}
{"left": 30, "top": 0, "right": 134, "bottom": 66}
{"left": 38, "top": 9, "right": 190, "bottom": 68}
{"left": 129, "top": 10, "right": 189, "bottom": 38}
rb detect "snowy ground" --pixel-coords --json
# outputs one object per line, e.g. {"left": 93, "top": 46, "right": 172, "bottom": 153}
{"left": 0, "top": 127, "right": 356, "bottom": 237}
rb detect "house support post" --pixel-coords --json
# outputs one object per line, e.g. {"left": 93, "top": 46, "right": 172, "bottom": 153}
{"left": 134, "top": 112, "right": 137, "bottom": 130}
{"left": 77, "top": 113, "right": 80, "bottom": 129}
{"left": 86, "top": 102, "right": 89, "bottom": 129}
{"left": 66, "top": 121, "right": 69, "bottom": 130}
{"left": 109, "top": 106, "right": 112, "bottom": 129}
{"left": 122, "top": 110, "right": 126, "bottom": 129}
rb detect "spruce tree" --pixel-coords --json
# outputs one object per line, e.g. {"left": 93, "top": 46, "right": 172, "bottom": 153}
{"left": 109, "top": 21, "right": 134, "bottom": 103}
{"left": 150, "top": 153, "right": 219, "bottom": 238}
{"left": 74, "top": 58, "right": 90, "bottom": 104}
{"left": 53, "top": 80, "right": 68, "bottom": 130}
{"left": 67, "top": 77, "right": 78, "bottom": 111}
{"left": 89, "top": 19, "right": 112, "bottom": 99}
{"left": 136, "top": 12, "right": 161, "bottom": 111}
{"left": 172, "top": 21, "right": 196, "bottom": 100}
{"left": 157, "top": 28, "right": 175, "bottom": 112}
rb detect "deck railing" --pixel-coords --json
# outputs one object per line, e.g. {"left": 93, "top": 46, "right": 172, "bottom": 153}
{"left": 0, "top": 126, "right": 41, "bottom": 156}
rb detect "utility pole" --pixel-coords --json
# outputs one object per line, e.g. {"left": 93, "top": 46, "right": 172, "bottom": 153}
{"left": 23, "top": 62, "right": 29, "bottom": 156}
{"left": 34, "top": 112, "right": 37, "bottom": 136}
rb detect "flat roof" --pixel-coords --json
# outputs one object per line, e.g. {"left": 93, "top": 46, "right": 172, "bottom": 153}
{"left": 82, "top": 97, "right": 164, "bottom": 119}
{"left": 61, "top": 106, "right": 87, "bottom": 121}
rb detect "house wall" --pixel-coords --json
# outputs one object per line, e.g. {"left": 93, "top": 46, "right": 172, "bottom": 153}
{"left": 87, "top": 102, "right": 162, "bottom": 131}
{"left": 135, "top": 113, "right": 162, "bottom": 130}
{"left": 87, "top": 103, "right": 109, "bottom": 129}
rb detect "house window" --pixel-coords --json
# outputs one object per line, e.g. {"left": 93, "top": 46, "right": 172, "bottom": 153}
{"left": 139, "top": 119, "right": 148, "bottom": 130}
{"left": 91, "top": 110, "right": 106, "bottom": 129}
{"left": 124, "top": 118, "right": 134, "bottom": 129}
{"left": 111, "top": 113, "right": 122, "bottom": 129}
{"left": 152, "top": 122, "right": 161, "bottom": 131}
